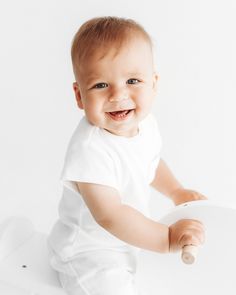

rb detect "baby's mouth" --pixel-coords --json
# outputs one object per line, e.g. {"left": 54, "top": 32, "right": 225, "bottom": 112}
{"left": 106, "top": 109, "right": 134, "bottom": 120}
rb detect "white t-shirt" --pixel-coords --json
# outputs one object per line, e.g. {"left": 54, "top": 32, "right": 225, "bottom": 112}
{"left": 48, "top": 113, "right": 162, "bottom": 261}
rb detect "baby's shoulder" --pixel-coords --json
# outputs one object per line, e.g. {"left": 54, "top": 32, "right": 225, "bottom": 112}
{"left": 70, "top": 117, "right": 101, "bottom": 146}
{"left": 66, "top": 117, "right": 109, "bottom": 159}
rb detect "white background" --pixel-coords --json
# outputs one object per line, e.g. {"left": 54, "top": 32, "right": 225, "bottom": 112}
{"left": 0, "top": 0, "right": 235, "bottom": 234}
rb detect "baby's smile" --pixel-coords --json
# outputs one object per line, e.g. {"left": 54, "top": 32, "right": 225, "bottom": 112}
{"left": 106, "top": 109, "right": 134, "bottom": 121}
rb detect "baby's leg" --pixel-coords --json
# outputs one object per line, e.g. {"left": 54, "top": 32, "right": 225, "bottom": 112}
{"left": 53, "top": 250, "right": 140, "bottom": 295}
{"left": 59, "top": 266, "right": 139, "bottom": 295}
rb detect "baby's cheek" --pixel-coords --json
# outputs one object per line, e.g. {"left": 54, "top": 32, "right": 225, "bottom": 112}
{"left": 138, "top": 96, "right": 153, "bottom": 113}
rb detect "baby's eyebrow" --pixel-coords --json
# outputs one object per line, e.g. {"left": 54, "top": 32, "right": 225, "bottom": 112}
{"left": 126, "top": 72, "right": 143, "bottom": 77}
{"left": 85, "top": 71, "right": 144, "bottom": 85}
{"left": 85, "top": 75, "right": 101, "bottom": 84}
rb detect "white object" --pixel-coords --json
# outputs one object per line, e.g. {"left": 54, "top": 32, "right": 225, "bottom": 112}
{"left": 181, "top": 245, "right": 198, "bottom": 264}
{"left": 135, "top": 200, "right": 236, "bottom": 294}
{"left": 160, "top": 200, "right": 236, "bottom": 264}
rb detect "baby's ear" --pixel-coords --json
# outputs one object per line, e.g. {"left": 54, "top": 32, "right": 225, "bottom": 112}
{"left": 152, "top": 72, "right": 158, "bottom": 93}
{"left": 73, "top": 82, "right": 84, "bottom": 110}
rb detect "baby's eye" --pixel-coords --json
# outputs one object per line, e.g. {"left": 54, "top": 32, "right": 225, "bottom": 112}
{"left": 127, "top": 78, "right": 140, "bottom": 85}
{"left": 93, "top": 82, "right": 108, "bottom": 89}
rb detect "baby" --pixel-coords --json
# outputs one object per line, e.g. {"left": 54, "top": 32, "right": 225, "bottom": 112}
{"left": 48, "top": 16, "right": 206, "bottom": 295}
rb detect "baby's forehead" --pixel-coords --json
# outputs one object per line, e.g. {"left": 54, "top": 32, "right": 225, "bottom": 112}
{"left": 80, "top": 37, "right": 153, "bottom": 69}
{"left": 74, "top": 35, "right": 155, "bottom": 84}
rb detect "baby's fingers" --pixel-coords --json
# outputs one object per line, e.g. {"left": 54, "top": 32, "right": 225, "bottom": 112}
{"left": 169, "top": 219, "right": 205, "bottom": 252}
{"left": 179, "top": 231, "right": 204, "bottom": 247}
{"left": 179, "top": 220, "right": 205, "bottom": 246}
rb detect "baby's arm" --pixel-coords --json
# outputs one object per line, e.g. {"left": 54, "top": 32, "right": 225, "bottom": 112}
{"left": 151, "top": 159, "right": 207, "bottom": 205}
{"left": 76, "top": 182, "right": 204, "bottom": 253}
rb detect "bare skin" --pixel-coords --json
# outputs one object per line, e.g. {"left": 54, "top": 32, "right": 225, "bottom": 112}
{"left": 151, "top": 159, "right": 207, "bottom": 206}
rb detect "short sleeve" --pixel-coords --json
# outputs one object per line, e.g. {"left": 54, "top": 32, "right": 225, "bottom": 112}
{"left": 60, "top": 142, "right": 119, "bottom": 194}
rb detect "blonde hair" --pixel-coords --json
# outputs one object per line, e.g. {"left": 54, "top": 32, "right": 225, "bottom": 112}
{"left": 71, "top": 16, "right": 153, "bottom": 80}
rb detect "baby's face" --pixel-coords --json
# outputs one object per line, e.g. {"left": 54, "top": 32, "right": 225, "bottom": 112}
{"left": 73, "top": 37, "right": 158, "bottom": 137}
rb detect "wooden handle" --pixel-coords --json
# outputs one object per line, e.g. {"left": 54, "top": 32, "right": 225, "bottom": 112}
{"left": 181, "top": 245, "right": 198, "bottom": 264}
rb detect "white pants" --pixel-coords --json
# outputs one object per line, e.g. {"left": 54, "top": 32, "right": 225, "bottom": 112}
{"left": 50, "top": 249, "right": 141, "bottom": 295}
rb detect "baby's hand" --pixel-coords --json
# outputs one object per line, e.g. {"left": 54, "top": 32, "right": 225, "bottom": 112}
{"left": 170, "top": 188, "right": 208, "bottom": 206}
{"left": 169, "top": 219, "right": 205, "bottom": 252}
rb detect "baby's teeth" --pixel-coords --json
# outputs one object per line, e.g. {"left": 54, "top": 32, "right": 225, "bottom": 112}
{"left": 108, "top": 109, "right": 132, "bottom": 118}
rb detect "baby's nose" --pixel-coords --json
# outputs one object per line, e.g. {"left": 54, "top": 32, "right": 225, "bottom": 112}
{"left": 108, "top": 87, "right": 129, "bottom": 102}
